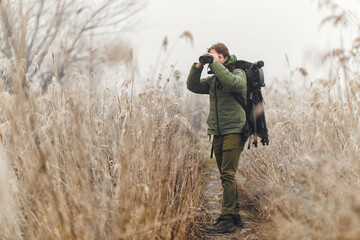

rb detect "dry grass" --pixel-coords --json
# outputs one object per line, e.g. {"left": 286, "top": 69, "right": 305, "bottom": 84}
{"left": 0, "top": 57, "right": 205, "bottom": 239}
{"left": 239, "top": 81, "right": 360, "bottom": 239}
{"left": 236, "top": 1, "right": 360, "bottom": 239}
{"left": 1, "top": 0, "right": 360, "bottom": 239}
{"left": 0, "top": 3, "right": 205, "bottom": 239}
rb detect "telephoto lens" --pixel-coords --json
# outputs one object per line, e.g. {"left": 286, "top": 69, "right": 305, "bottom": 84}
{"left": 199, "top": 54, "right": 214, "bottom": 64}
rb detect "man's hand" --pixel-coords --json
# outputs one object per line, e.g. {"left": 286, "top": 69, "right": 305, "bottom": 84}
{"left": 208, "top": 53, "right": 220, "bottom": 64}
{"left": 196, "top": 53, "right": 208, "bottom": 68}
{"left": 196, "top": 62, "right": 204, "bottom": 68}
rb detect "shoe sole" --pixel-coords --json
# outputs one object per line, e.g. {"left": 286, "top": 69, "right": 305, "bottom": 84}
{"left": 225, "top": 227, "right": 236, "bottom": 233}
{"left": 205, "top": 226, "right": 236, "bottom": 234}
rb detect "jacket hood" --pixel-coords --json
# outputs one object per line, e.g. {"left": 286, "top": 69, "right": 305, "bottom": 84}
{"left": 224, "top": 54, "right": 237, "bottom": 68}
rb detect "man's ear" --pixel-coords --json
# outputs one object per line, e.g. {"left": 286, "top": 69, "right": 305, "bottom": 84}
{"left": 225, "top": 56, "right": 229, "bottom": 62}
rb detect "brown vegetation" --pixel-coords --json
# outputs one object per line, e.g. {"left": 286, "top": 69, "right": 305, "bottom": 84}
{"left": 1, "top": 0, "right": 360, "bottom": 239}
{"left": 0, "top": 59, "right": 205, "bottom": 239}
{"left": 237, "top": 1, "right": 360, "bottom": 239}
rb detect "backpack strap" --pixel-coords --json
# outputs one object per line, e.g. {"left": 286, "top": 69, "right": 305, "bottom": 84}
{"left": 207, "top": 77, "right": 214, "bottom": 86}
{"left": 232, "top": 92, "right": 246, "bottom": 111}
{"left": 228, "top": 62, "right": 245, "bottom": 109}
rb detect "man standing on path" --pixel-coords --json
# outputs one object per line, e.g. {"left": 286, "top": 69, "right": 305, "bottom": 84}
{"left": 187, "top": 43, "right": 246, "bottom": 233}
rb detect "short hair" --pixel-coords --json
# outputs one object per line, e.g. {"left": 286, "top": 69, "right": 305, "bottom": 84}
{"left": 208, "top": 43, "right": 230, "bottom": 58}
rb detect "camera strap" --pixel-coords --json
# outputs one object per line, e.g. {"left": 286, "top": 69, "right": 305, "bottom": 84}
{"left": 207, "top": 65, "right": 214, "bottom": 74}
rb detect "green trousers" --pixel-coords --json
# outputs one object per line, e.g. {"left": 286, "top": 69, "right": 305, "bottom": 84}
{"left": 213, "top": 133, "right": 244, "bottom": 219}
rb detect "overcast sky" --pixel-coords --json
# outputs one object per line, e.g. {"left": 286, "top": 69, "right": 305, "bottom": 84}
{"left": 129, "top": 0, "right": 359, "bottom": 86}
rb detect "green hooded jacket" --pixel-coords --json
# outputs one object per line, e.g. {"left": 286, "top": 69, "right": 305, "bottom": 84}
{"left": 187, "top": 55, "right": 247, "bottom": 135}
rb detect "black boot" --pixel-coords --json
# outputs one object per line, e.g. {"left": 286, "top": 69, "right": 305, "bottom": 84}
{"left": 233, "top": 214, "right": 243, "bottom": 227}
{"left": 205, "top": 218, "right": 236, "bottom": 233}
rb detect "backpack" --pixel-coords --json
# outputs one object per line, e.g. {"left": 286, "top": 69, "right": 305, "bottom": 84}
{"left": 230, "top": 60, "right": 269, "bottom": 149}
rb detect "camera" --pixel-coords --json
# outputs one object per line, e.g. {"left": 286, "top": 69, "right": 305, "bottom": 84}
{"left": 199, "top": 54, "right": 214, "bottom": 64}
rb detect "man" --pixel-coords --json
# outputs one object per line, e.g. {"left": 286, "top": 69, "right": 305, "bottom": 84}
{"left": 187, "top": 43, "right": 246, "bottom": 233}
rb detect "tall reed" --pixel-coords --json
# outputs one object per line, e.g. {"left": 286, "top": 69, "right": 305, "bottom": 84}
{"left": 237, "top": 1, "right": 360, "bottom": 238}
{"left": 0, "top": 56, "right": 205, "bottom": 239}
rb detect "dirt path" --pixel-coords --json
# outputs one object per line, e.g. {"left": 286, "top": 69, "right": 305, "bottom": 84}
{"left": 194, "top": 163, "right": 260, "bottom": 240}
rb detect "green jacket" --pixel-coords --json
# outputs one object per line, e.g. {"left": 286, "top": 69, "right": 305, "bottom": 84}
{"left": 187, "top": 55, "right": 247, "bottom": 135}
